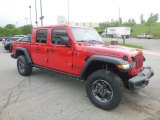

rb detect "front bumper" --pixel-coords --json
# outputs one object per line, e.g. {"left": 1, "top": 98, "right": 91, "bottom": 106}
{"left": 128, "top": 67, "right": 154, "bottom": 90}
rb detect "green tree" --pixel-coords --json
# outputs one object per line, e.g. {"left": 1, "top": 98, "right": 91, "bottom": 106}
{"left": 4, "top": 24, "right": 16, "bottom": 29}
{"left": 110, "top": 19, "right": 119, "bottom": 27}
{"left": 99, "top": 21, "right": 111, "bottom": 31}
{"left": 140, "top": 14, "right": 145, "bottom": 24}
{"left": 99, "top": 20, "right": 120, "bottom": 32}
{"left": 146, "top": 13, "right": 159, "bottom": 25}
{"left": 10, "top": 28, "right": 22, "bottom": 35}
{"left": 124, "top": 18, "right": 136, "bottom": 26}
{"left": 2, "top": 28, "right": 11, "bottom": 36}
{"left": 19, "top": 25, "right": 33, "bottom": 35}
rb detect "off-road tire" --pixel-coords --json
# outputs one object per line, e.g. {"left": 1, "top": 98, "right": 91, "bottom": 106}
{"left": 17, "top": 55, "right": 32, "bottom": 76}
{"left": 86, "top": 69, "right": 124, "bottom": 110}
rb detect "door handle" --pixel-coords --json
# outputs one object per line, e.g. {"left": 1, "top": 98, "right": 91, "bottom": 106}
{"left": 48, "top": 49, "right": 55, "bottom": 52}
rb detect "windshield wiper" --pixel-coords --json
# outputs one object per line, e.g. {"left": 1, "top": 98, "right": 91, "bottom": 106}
{"left": 76, "top": 40, "right": 87, "bottom": 42}
{"left": 89, "top": 40, "right": 104, "bottom": 44}
{"left": 76, "top": 40, "right": 104, "bottom": 45}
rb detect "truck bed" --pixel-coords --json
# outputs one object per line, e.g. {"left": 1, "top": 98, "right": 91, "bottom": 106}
{"left": 12, "top": 41, "right": 31, "bottom": 55}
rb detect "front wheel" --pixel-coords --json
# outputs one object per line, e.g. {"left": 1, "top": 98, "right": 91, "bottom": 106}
{"left": 17, "top": 55, "right": 32, "bottom": 76}
{"left": 86, "top": 70, "right": 124, "bottom": 110}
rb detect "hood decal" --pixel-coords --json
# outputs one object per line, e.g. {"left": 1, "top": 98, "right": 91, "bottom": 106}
{"left": 86, "top": 49, "right": 120, "bottom": 57}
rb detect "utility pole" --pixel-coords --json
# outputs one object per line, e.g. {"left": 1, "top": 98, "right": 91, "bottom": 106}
{"left": 29, "top": 5, "right": 32, "bottom": 25}
{"left": 119, "top": 7, "right": 120, "bottom": 26}
{"left": 35, "top": 0, "right": 38, "bottom": 26}
{"left": 40, "top": 0, "right": 44, "bottom": 26}
{"left": 68, "top": 0, "right": 69, "bottom": 25}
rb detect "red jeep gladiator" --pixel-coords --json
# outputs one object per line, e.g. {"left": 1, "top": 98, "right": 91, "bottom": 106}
{"left": 11, "top": 25, "right": 154, "bottom": 110}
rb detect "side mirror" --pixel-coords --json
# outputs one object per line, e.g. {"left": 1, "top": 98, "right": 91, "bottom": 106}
{"left": 60, "top": 37, "right": 71, "bottom": 47}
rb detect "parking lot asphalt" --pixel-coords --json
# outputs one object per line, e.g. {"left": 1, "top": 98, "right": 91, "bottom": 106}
{"left": 0, "top": 41, "right": 160, "bottom": 120}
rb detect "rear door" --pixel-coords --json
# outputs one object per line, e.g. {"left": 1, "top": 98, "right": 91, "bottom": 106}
{"left": 31, "top": 29, "right": 49, "bottom": 67}
{"left": 48, "top": 28, "right": 73, "bottom": 73}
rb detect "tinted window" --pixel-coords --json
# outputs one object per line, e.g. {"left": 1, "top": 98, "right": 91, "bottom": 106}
{"left": 20, "top": 37, "right": 31, "bottom": 42}
{"left": 36, "top": 29, "right": 47, "bottom": 43}
{"left": 11, "top": 37, "right": 21, "bottom": 41}
{"left": 6, "top": 38, "right": 11, "bottom": 42}
{"left": 7, "top": 37, "right": 20, "bottom": 42}
{"left": 51, "top": 29, "right": 69, "bottom": 45}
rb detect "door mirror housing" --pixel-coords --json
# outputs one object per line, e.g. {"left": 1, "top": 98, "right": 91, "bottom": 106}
{"left": 60, "top": 37, "right": 71, "bottom": 47}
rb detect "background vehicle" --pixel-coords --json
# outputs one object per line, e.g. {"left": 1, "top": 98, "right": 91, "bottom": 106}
{"left": 102, "top": 27, "right": 131, "bottom": 38}
{"left": 14, "top": 35, "right": 27, "bottom": 37}
{"left": 2, "top": 37, "right": 9, "bottom": 45}
{"left": 10, "top": 36, "right": 31, "bottom": 52}
{"left": 11, "top": 25, "right": 154, "bottom": 110}
{"left": 136, "top": 33, "right": 153, "bottom": 39}
{"left": 4, "top": 37, "right": 22, "bottom": 52}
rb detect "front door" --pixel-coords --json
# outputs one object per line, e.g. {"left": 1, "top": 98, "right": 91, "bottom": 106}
{"left": 48, "top": 28, "right": 73, "bottom": 73}
{"left": 31, "top": 29, "right": 49, "bottom": 67}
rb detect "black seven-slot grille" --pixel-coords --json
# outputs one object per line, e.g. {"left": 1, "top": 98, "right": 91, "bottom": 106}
{"left": 135, "top": 53, "right": 143, "bottom": 68}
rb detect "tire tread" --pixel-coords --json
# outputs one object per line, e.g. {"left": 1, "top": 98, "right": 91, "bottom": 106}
{"left": 86, "top": 69, "right": 124, "bottom": 110}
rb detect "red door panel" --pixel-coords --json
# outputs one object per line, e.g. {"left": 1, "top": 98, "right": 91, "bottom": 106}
{"left": 31, "top": 44, "right": 48, "bottom": 67}
{"left": 48, "top": 28, "right": 73, "bottom": 74}
{"left": 31, "top": 29, "right": 49, "bottom": 67}
{"left": 48, "top": 45, "right": 73, "bottom": 73}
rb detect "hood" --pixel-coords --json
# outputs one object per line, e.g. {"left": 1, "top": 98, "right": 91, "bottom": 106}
{"left": 75, "top": 42, "right": 141, "bottom": 59}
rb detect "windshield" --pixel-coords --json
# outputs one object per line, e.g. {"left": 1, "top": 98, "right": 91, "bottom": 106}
{"left": 6, "top": 37, "right": 21, "bottom": 42}
{"left": 71, "top": 27, "right": 102, "bottom": 42}
{"left": 6, "top": 38, "right": 11, "bottom": 42}
{"left": 12, "top": 37, "right": 21, "bottom": 41}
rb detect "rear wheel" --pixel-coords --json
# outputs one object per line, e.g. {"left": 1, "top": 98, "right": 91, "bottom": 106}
{"left": 86, "top": 70, "right": 124, "bottom": 110}
{"left": 17, "top": 55, "right": 32, "bottom": 76}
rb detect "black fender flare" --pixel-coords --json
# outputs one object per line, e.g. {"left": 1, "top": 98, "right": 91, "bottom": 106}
{"left": 15, "top": 47, "right": 32, "bottom": 63}
{"left": 80, "top": 55, "right": 129, "bottom": 79}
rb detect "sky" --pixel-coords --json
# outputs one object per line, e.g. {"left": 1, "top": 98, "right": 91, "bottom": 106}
{"left": 0, "top": 0, "right": 160, "bottom": 27}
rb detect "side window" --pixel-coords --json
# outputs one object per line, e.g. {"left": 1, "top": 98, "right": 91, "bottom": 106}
{"left": 51, "top": 29, "right": 69, "bottom": 45}
{"left": 21, "top": 37, "right": 31, "bottom": 42}
{"left": 36, "top": 29, "right": 47, "bottom": 43}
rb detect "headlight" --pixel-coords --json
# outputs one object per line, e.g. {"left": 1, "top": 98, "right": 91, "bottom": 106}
{"left": 117, "top": 64, "right": 131, "bottom": 70}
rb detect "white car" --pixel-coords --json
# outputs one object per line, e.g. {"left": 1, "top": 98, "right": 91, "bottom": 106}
{"left": 136, "top": 33, "right": 153, "bottom": 39}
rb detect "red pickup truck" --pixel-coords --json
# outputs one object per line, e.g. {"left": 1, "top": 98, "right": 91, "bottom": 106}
{"left": 11, "top": 25, "right": 154, "bottom": 110}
